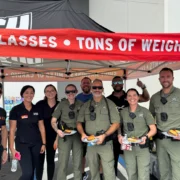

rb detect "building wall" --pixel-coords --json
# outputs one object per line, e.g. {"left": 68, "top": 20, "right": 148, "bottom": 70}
{"left": 164, "top": 0, "right": 180, "bottom": 32}
{"left": 89, "top": 0, "right": 164, "bottom": 33}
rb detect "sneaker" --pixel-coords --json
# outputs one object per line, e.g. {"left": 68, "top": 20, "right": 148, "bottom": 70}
{"left": 11, "top": 159, "right": 18, "bottom": 172}
{"left": 82, "top": 172, "right": 88, "bottom": 180}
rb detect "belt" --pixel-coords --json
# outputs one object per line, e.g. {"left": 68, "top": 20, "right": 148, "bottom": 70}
{"left": 131, "top": 143, "right": 140, "bottom": 147}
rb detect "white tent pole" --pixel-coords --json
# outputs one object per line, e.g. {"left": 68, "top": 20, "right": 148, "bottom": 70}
{"left": 123, "top": 69, "right": 127, "bottom": 91}
{"left": 1, "top": 69, "right": 5, "bottom": 108}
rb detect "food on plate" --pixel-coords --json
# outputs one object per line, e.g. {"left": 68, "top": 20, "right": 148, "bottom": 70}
{"left": 64, "top": 129, "right": 72, "bottom": 134}
{"left": 128, "top": 137, "right": 139, "bottom": 143}
{"left": 87, "top": 135, "right": 95, "bottom": 141}
{"left": 168, "top": 129, "right": 179, "bottom": 136}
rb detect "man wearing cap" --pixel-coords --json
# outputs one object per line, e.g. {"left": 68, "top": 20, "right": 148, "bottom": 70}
{"left": 77, "top": 79, "right": 120, "bottom": 180}
{"left": 0, "top": 83, "right": 8, "bottom": 169}
{"left": 149, "top": 68, "right": 180, "bottom": 180}
{"left": 107, "top": 76, "right": 150, "bottom": 176}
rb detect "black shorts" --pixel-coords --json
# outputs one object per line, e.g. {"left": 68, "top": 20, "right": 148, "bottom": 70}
{"left": 83, "top": 142, "right": 87, "bottom": 157}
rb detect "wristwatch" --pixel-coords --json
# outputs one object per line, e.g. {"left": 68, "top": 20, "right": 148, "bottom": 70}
{"left": 3, "top": 148, "right": 7, "bottom": 151}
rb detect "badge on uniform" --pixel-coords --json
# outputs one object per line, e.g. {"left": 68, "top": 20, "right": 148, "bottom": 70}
{"left": 21, "top": 115, "right": 28, "bottom": 119}
{"left": 33, "top": 112, "right": 38, "bottom": 116}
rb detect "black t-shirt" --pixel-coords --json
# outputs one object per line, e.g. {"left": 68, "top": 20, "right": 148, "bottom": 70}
{"left": 9, "top": 103, "right": 42, "bottom": 144}
{"left": 36, "top": 100, "right": 59, "bottom": 143}
{"left": 0, "top": 107, "right": 6, "bottom": 144}
{"left": 107, "top": 91, "right": 129, "bottom": 111}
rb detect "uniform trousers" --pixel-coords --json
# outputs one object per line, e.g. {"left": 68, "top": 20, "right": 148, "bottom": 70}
{"left": 124, "top": 146, "right": 150, "bottom": 180}
{"left": 57, "top": 133, "right": 83, "bottom": 180}
{"left": 156, "top": 138, "right": 180, "bottom": 180}
{"left": 87, "top": 141, "right": 116, "bottom": 180}
{"left": 15, "top": 140, "right": 41, "bottom": 180}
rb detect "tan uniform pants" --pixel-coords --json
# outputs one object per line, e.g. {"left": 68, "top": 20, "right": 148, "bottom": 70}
{"left": 57, "top": 133, "right": 83, "bottom": 180}
{"left": 124, "top": 146, "right": 150, "bottom": 180}
{"left": 87, "top": 141, "right": 116, "bottom": 180}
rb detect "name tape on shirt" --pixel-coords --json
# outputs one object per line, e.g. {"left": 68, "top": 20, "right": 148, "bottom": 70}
{"left": 21, "top": 115, "right": 28, "bottom": 119}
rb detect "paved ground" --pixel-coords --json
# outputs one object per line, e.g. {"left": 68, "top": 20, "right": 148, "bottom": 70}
{"left": 0, "top": 152, "right": 158, "bottom": 180}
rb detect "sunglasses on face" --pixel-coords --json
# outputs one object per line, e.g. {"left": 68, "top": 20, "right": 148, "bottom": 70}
{"left": 112, "top": 81, "right": 123, "bottom": 85}
{"left": 92, "top": 86, "right": 103, "bottom": 90}
{"left": 65, "top": 90, "right": 76, "bottom": 94}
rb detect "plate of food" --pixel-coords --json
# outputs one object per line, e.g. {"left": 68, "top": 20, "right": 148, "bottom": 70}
{"left": 83, "top": 135, "right": 99, "bottom": 143}
{"left": 127, "top": 137, "right": 142, "bottom": 143}
{"left": 63, "top": 129, "right": 77, "bottom": 136}
{"left": 162, "top": 129, "right": 180, "bottom": 138}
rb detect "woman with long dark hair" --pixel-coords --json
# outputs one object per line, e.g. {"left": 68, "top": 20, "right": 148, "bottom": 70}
{"left": 118, "top": 88, "right": 157, "bottom": 180}
{"left": 9, "top": 85, "right": 46, "bottom": 180}
{"left": 36, "top": 84, "right": 59, "bottom": 180}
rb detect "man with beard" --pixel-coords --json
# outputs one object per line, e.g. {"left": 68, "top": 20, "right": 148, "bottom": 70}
{"left": 149, "top": 68, "right": 180, "bottom": 180}
{"left": 107, "top": 76, "right": 150, "bottom": 177}
{"left": 76, "top": 77, "right": 92, "bottom": 103}
{"left": 77, "top": 79, "right": 120, "bottom": 180}
{"left": 76, "top": 77, "right": 92, "bottom": 180}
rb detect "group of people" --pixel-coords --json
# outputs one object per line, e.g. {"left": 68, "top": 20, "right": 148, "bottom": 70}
{"left": 0, "top": 67, "right": 180, "bottom": 180}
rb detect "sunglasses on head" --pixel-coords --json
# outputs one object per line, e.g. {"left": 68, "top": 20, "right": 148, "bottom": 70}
{"left": 92, "top": 86, "right": 103, "bottom": 90}
{"left": 112, "top": 81, "right": 123, "bottom": 85}
{"left": 65, "top": 90, "right": 76, "bottom": 94}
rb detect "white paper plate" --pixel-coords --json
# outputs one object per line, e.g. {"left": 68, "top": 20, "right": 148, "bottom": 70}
{"left": 162, "top": 132, "right": 179, "bottom": 138}
{"left": 63, "top": 130, "right": 77, "bottom": 136}
{"left": 82, "top": 138, "right": 99, "bottom": 144}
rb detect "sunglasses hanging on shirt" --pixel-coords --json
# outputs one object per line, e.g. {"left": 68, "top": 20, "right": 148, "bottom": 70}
{"left": 68, "top": 103, "right": 75, "bottom": 119}
{"left": 129, "top": 112, "right": 136, "bottom": 119}
{"left": 89, "top": 101, "right": 96, "bottom": 121}
{"left": 160, "top": 97, "right": 168, "bottom": 105}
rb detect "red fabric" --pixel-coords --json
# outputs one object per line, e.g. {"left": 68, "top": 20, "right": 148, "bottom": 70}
{"left": 0, "top": 28, "right": 180, "bottom": 61}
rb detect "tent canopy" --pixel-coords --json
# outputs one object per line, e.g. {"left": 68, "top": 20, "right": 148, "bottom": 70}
{"left": 0, "top": 0, "right": 180, "bottom": 82}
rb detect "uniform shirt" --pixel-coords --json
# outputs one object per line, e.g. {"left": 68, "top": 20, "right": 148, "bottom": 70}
{"left": 9, "top": 103, "right": 42, "bottom": 144}
{"left": 149, "top": 86, "right": 180, "bottom": 132}
{"left": 120, "top": 105, "right": 155, "bottom": 138}
{"left": 107, "top": 91, "right": 129, "bottom": 111}
{"left": 0, "top": 108, "right": 6, "bottom": 144}
{"left": 77, "top": 97, "right": 120, "bottom": 135}
{"left": 76, "top": 93, "right": 93, "bottom": 103}
{"left": 52, "top": 99, "right": 83, "bottom": 129}
{"left": 36, "top": 100, "right": 59, "bottom": 143}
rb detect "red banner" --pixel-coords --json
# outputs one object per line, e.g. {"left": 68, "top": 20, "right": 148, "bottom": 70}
{"left": 1, "top": 28, "right": 180, "bottom": 61}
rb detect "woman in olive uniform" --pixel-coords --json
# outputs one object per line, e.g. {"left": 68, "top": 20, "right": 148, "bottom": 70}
{"left": 118, "top": 88, "right": 157, "bottom": 180}
{"left": 36, "top": 84, "right": 59, "bottom": 180}
{"left": 9, "top": 85, "right": 46, "bottom": 180}
{"left": 51, "top": 84, "right": 83, "bottom": 180}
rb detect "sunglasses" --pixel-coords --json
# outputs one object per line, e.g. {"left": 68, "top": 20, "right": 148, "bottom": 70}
{"left": 0, "top": 89, "right": 2, "bottom": 94}
{"left": 112, "top": 81, "right": 123, "bottom": 85}
{"left": 92, "top": 86, "right": 103, "bottom": 90}
{"left": 65, "top": 90, "right": 76, "bottom": 94}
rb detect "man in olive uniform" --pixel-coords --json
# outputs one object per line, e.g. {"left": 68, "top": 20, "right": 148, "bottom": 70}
{"left": 149, "top": 67, "right": 180, "bottom": 180}
{"left": 77, "top": 79, "right": 120, "bottom": 180}
{"left": 0, "top": 83, "right": 8, "bottom": 169}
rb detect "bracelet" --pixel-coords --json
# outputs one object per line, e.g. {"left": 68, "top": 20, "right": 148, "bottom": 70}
{"left": 142, "top": 85, "right": 146, "bottom": 90}
{"left": 3, "top": 148, "right": 7, "bottom": 151}
{"left": 42, "top": 144, "right": 46, "bottom": 146}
